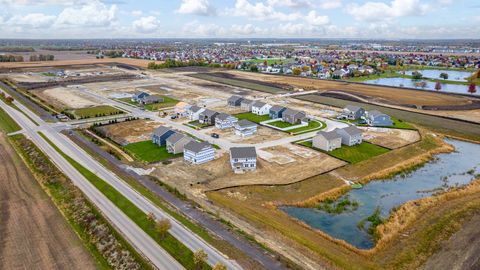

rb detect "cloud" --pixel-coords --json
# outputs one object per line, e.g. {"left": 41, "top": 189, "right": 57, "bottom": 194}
{"left": 132, "top": 16, "right": 159, "bottom": 33}
{"left": 230, "top": 24, "right": 264, "bottom": 35}
{"left": 346, "top": 0, "right": 429, "bottom": 22}
{"left": 266, "top": 0, "right": 312, "bottom": 8}
{"left": 176, "top": 0, "right": 216, "bottom": 16}
{"left": 131, "top": 10, "right": 143, "bottom": 16}
{"left": 319, "top": 0, "right": 342, "bottom": 9}
{"left": 230, "top": 0, "right": 302, "bottom": 21}
{"left": 8, "top": 13, "right": 56, "bottom": 28}
{"left": 56, "top": 0, "right": 117, "bottom": 27}
{"left": 305, "top": 11, "right": 329, "bottom": 26}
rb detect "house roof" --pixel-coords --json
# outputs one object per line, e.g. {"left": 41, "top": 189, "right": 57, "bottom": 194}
{"left": 166, "top": 133, "right": 186, "bottom": 144}
{"left": 316, "top": 130, "right": 341, "bottom": 141}
{"left": 252, "top": 101, "right": 267, "bottom": 108}
{"left": 240, "top": 99, "right": 253, "bottom": 105}
{"left": 228, "top": 95, "right": 243, "bottom": 103}
{"left": 368, "top": 110, "right": 387, "bottom": 118}
{"left": 216, "top": 113, "right": 235, "bottom": 121}
{"left": 152, "top": 126, "right": 173, "bottom": 137}
{"left": 235, "top": 119, "right": 257, "bottom": 128}
{"left": 142, "top": 95, "right": 163, "bottom": 102}
{"left": 270, "top": 105, "right": 286, "bottom": 112}
{"left": 230, "top": 147, "right": 256, "bottom": 159}
{"left": 184, "top": 141, "right": 213, "bottom": 154}
{"left": 338, "top": 126, "right": 362, "bottom": 136}
{"left": 200, "top": 109, "right": 218, "bottom": 117}
{"left": 133, "top": 91, "right": 149, "bottom": 98}
{"left": 283, "top": 108, "right": 305, "bottom": 117}
{"left": 344, "top": 105, "right": 362, "bottom": 112}
{"left": 189, "top": 105, "right": 203, "bottom": 113}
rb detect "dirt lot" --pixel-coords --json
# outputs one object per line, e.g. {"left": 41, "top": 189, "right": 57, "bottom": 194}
{"left": 201, "top": 125, "right": 286, "bottom": 144}
{"left": 151, "top": 144, "right": 346, "bottom": 192}
{"left": 0, "top": 57, "right": 160, "bottom": 69}
{"left": 34, "top": 86, "right": 101, "bottom": 109}
{"left": 98, "top": 119, "right": 159, "bottom": 145}
{"left": 361, "top": 128, "right": 421, "bottom": 149}
{"left": 0, "top": 134, "right": 96, "bottom": 270}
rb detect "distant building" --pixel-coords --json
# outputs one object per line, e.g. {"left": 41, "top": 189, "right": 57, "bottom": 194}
{"left": 251, "top": 101, "right": 272, "bottom": 115}
{"left": 365, "top": 110, "right": 393, "bottom": 127}
{"left": 230, "top": 147, "right": 257, "bottom": 172}
{"left": 335, "top": 126, "right": 363, "bottom": 146}
{"left": 227, "top": 95, "right": 244, "bottom": 107}
{"left": 312, "top": 130, "right": 342, "bottom": 151}
{"left": 187, "top": 105, "right": 205, "bottom": 121}
{"left": 198, "top": 109, "right": 219, "bottom": 125}
{"left": 340, "top": 105, "right": 365, "bottom": 120}
{"left": 152, "top": 126, "right": 176, "bottom": 146}
{"left": 166, "top": 133, "right": 194, "bottom": 154}
{"left": 215, "top": 113, "right": 238, "bottom": 129}
{"left": 140, "top": 95, "right": 163, "bottom": 105}
{"left": 234, "top": 119, "right": 257, "bottom": 137}
{"left": 240, "top": 99, "right": 254, "bottom": 111}
{"left": 184, "top": 141, "right": 215, "bottom": 165}
{"left": 282, "top": 108, "right": 306, "bottom": 124}
{"left": 131, "top": 91, "right": 150, "bottom": 102}
{"left": 269, "top": 105, "right": 287, "bottom": 119}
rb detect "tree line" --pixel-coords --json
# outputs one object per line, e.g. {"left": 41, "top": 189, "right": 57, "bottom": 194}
{"left": 0, "top": 55, "right": 24, "bottom": 62}
{"left": 29, "top": 54, "right": 55, "bottom": 61}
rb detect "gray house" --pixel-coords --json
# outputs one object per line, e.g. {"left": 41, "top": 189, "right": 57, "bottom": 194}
{"left": 282, "top": 109, "right": 306, "bottom": 124}
{"left": 312, "top": 130, "right": 342, "bottom": 151}
{"left": 152, "top": 126, "right": 175, "bottom": 146}
{"left": 187, "top": 105, "right": 205, "bottom": 121}
{"left": 166, "top": 133, "right": 193, "bottom": 154}
{"left": 269, "top": 105, "right": 287, "bottom": 119}
{"left": 140, "top": 95, "right": 164, "bottom": 105}
{"left": 240, "top": 99, "right": 254, "bottom": 111}
{"left": 198, "top": 109, "right": 219, "bottom": 125}
{"left": 227, "top": 95, "right": 244, "bottom": 107}
{"left": 131, "top": 91, "right": 150, "bottom": 102}
{"left": 230, "top": 147, "right": 257, "bottom": 172}
{"left": 184, "top": 141, "right": 215, "bottom": 165}
{"left": 340, "top": 105, "right": 365, "bottom": 120}
{"left": 234, "top": 119, "right": 257, "bottom": 137}
{"left": 365, "top": 110, "right": 393, "bottom": 127}
{"left": 335, "top": 126, "right": 363, "bottom": 146}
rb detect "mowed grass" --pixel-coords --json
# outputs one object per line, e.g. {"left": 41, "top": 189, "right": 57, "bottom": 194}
{"left": 289, "top": 120, "right": 325, "bottom": 134}
{"left": 0, "top": 107, "right": 21, "bottom": 133}
{"left": 234, "top": 112, "right": 270, "bottom": 123}
{"left": 144, "top": 96, "right": 179, "bottom": 111}
{"left": 124, "top": 140, "right": 181, "bottom": 163}
{"left": 39, "top": 132, "right": 210, "bottom": 270}
{"left": 190, "top": 73, "right": 286, "bottom": 94}
{"left": 268, "top": 120, "right": 295, "bottom": 128}
{"left": 301, "top": 140, "right": 389, "bottom": 164}
{"left": 71, "top": 105, "right": 124, "bottom": 119}
{"left": 391, "top": 118, "right": 416, "bottom": 130}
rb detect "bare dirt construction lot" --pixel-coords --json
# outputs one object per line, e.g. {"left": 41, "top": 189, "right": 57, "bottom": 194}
{"left": 151, "top": 144, "right": 346, "bottom": 193}
{"left": 361, "top": 127, "right": 421, "bottom": 149}
{"left": 0, "top": 57, "right": 161, "bottom": 70}
{"left": 34, "top": 86, "right": 101, "bottom": 110}
{"left": 202, "top": 125, "right": 286, "bottom": 144}
{"left": 98, "top": 119, "right": 159, "bottom": 145}
{"left": 0, "top": 134, "right": 96, "bottom": 270}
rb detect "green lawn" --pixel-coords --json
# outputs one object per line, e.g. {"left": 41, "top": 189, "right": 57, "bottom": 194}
{"left": 39, "top": 132, "right": 209, "bottom": 270}
{"left": 391, "top": 118, "right": 416, "bottom": 130}
{"left": 117, "top": 97, "right": 138, "bottom": 105}
{"left": 71, "top": 105, "right": 124, "bottom": 119}
{"left": 300, "top": 141, "right": 389, "bottom": 164}
{"left": 234, "top": 112, "right": 271, "bottom": 123}
{"left": 186, "top": 120, "right": 211, "bottom": 129}
{"left": 267, "top": 120, "right": 295, "bottom": 128}
{"left": 0, "top": 107, "right": 21, "bottom": 133}
{"left": 123, "top": 140, "right": 181, "bottom": 163}
{"left": 288, "top": 120, "right": 325, "bottom": 134}
{"left": 144, "top": 96, "right": 179, "bottom": 111}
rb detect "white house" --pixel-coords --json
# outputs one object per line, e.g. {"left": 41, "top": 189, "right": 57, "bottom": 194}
{"left": 312, "top": 130, "right": 342, "bottom": 151}
{"left": 215, "top": 113, "right": 238, "bottom": 129}
{"left": 335, "top": 126, "right": 363, "bottom": 146}
{"left": 230, "top": 147, "right": 257, "bottom": 172}
{"left": 187, "top": 105, "right": 205, "bottom": 121}
{"left": 234, "top": 120, "right": 257, "bottom": 137}
{"left": 183, "top": 141, "right": 215, "bottom": 165}
{"left": 251, "top": 101, "right": 272, "bottom": 115}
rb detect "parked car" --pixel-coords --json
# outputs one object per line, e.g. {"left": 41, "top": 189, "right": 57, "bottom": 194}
{"left": 170, "top": 115, "right": 177, "bottom": 119}
{"left": 211, "top": 133, "right": 219, "bottom": 138}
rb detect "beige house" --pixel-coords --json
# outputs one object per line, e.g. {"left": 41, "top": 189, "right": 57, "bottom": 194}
{"left": 312, "top": 130, "right": 342, "bottom": 151}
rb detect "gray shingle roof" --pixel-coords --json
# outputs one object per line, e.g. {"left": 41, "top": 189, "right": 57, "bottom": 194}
{"left": 228, "top": 95, "right": 243, "bottom": 103}
{"left": 200, "top": 109, "right": 218, "bottom": 117}
{"left": 189, "top": 105, "right": 202, "bottom": 113}
{"left": 236, "top": 119, "right": 256, "bottom": 128}
{"left": 270, "top": 105, "right": 286, "bottom": 112}
{"left": 166, "top": 133, "right": 185, "bottom": 144}
{"left": 184, "top": 141, "right": 212, "bottom": 154}
{"left": 283, "top": 108, "right": 305, "bottom": 117}
{"left": 216, "top": 113, "right": 234, "bottom": 121}
{"left": 316, "top": 130, "right": 341, "bottom": 140}
{"left": 345, "top": 105, "right": 362, "bottom": 112}
{"left": 368, "top": 110, "right": 387, "bottom": 117}
{"left": 230, "top": 147, "right": 256, "bottom": 159}
{"left": 252, "top": 101, "right": 266, "bottom": 108}
{"left": 240, "top": 99, "right": 253, "bottom": 105}
{"left": 338, "top": 125, "right": 362, "bottom": 136}
{"left": 152, "top": 126, "right": 173, "bottom": 137}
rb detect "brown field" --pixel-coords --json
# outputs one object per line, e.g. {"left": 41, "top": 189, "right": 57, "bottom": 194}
{"left": 97, "top": 119, "right": 159, "bottom": 145}
{"left": 0, "top": 58, "right": 161, "bottom": 69}
{"left": 0, "top": 133, "right": 96, "bottom": 270}
{"left": 361, "top": 128, "right": 421, "bottom": 149}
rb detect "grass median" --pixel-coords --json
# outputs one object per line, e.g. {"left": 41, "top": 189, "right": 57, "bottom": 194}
{"left": 38, "top": 132, "right": 211, "bottom": 270}
{"left": 0, "top": 106, "right": 21, "bottom": 133}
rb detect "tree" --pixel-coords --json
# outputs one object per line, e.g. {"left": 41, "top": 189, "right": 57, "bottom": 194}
{"left": 193, "top": 249, "right": 208, "bottom": 270}
{"left": 439, "top": 72, "right": 449, "bottom": 80}
{"left": 468, "top": 83, "right": 477, "bottom": 94}
{"left": 412, "top": 71, "right": 423, "bottom": 80}
{"left": 249, "top": 65, "right": 258, "bottom": 72}
{"left": 5, "top": 96, "right": 14, "bottom": 103}
{"left": 212, "top": 262, "right": 227, "bottom": 270}
{"left": 292, "top": 68, "right": 301, "bottom": 76}
{"left": 434, "top": 82, "right": 442, "bottom": 91}
{"left": 155, "top": 218, "right": 171, "bottom": 240}
{"left": 147, "top": 212, "right": 156, "bottom": 223}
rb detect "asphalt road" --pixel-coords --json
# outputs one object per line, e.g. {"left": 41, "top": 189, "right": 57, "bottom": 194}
{"left": 0, "top": 99, "right": 242, "bottom": 269}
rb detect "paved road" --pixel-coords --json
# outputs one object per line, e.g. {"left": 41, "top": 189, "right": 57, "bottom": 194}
{"left": 1, "top": 99, "right": 242, "bottom": 269}
{"left": 0, "top": 99, "right": 184, "bottom": 270}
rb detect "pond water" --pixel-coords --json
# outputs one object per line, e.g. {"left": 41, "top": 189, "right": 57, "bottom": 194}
{"left": 281, "top": 139, "right": 480, "bottom": 249}
{"left": 364, "top": 77, "right": 479, "bottom": 96}
{"left": 401, "top": 70, "right": 474, "bottom": 82}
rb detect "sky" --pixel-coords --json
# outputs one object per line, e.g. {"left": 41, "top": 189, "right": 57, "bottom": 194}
{"left": 0, "top": 0, "right": 479, "bottom": 39}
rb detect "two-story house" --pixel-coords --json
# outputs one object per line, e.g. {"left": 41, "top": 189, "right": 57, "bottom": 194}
{"left": 230, "top": 147, "right": 257, "bottom": 172}
{"left": 215, "top": 113, "right": 238, "bottom": 129}
{"left": 183, "top": 141, "right": 215, "bottom": 165}
{"left": 234, "top": 119, "right": 257, "bottom": 137}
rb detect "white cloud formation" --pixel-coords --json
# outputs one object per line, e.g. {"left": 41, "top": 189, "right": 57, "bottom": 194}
{"left": 176, "top": 0, "right": 216, "bottom": 16}
{"left": 266, "top": 0, "right": 312, "bottom": 8}
{"left": 56, "top": 0, "right": 117, "bottom": 27}
{"left": 305, "top": 11, "right": 329, "bottom": 26}
{"left": 319, "top": 0, "right": 342, "bottom": 9}
{"left": 346, "top": 0, "right": 429, "bottom": 21}
{"left": 132, "top": 16, "right": 160, "bottom": 33}
{"left": 8, "top": 13, "right": 56, "bottom": 28}
{"left": 230, "top": 0, "right": 303, "bottom": 21}
{"left": 131, "top": 10, "right": 143, "bottom": 17}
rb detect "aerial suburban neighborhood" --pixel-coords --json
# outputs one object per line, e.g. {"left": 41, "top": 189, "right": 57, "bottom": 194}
{"left": 0, "top": 1, "right": 480, "bottom": 270}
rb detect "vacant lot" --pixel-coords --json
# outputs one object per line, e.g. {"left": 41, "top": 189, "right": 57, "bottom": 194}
{"left": 36, "top": 87, "right": 100, "bottom": 110}
{"left": 0, "top": 57, "right": 161, "bottom": 70}
{"left": 190, "top": 73, "right": 287, "bottom": 94}
{"left": 300, "top": 141, "right": 390, "bottom": 164}
{"left": 71, "top": 105, "right": 124, "bottom": 119}
{"left": 124, "top": 140, "right": 181, "bottom": 163}
{"left": 97, "top": 119, "right": 158, "bottom": 145}
{"left": 362, "top": 128, "right": 421, "bottom": 149}
{"left": 0, "top": 134, "right": 96, "bottom": 270}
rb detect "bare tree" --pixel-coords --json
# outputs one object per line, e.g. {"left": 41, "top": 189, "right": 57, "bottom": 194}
{"left": 193, "top": 249, "right": 208, "bottom": 270}
{"left": 155, "top": 218, "right": 171, "bottom": 240}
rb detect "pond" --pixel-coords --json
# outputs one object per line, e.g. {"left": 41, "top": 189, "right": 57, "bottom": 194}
{"left": 401, "top": 70, "right": 474, "bottom": 82}
{"left": 364, "top": 77, "right": 479, "bottom": 96}
{"left": 281, "top": 139, "right": 480, "bottom": 249}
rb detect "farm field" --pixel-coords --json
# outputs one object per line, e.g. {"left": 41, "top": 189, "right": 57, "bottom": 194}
{"left": 0, "top": 133, "right": 97, "bottom": 270}
{"left": 300, "top": 141, "right": 390, "bottom": 164}
{"left": 71, "top": 105, "right": 124, "bottom": 119}
{"left": 0, "top": 57, "right": 162, "bottom": 69}
{"left": 124, "top": 140, "right": 181, "bottom": 163}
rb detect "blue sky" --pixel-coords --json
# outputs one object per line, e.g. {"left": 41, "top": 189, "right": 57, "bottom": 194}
{"left": 0, "top": 0, "right": 479, "bottom": 39}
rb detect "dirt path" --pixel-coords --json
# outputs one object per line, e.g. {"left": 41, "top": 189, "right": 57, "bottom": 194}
{"left": 0, "top": 134, "right": 97, "bottom": 270}
{"left": 420, "top": 214, "right": 480, "bottom": 270}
